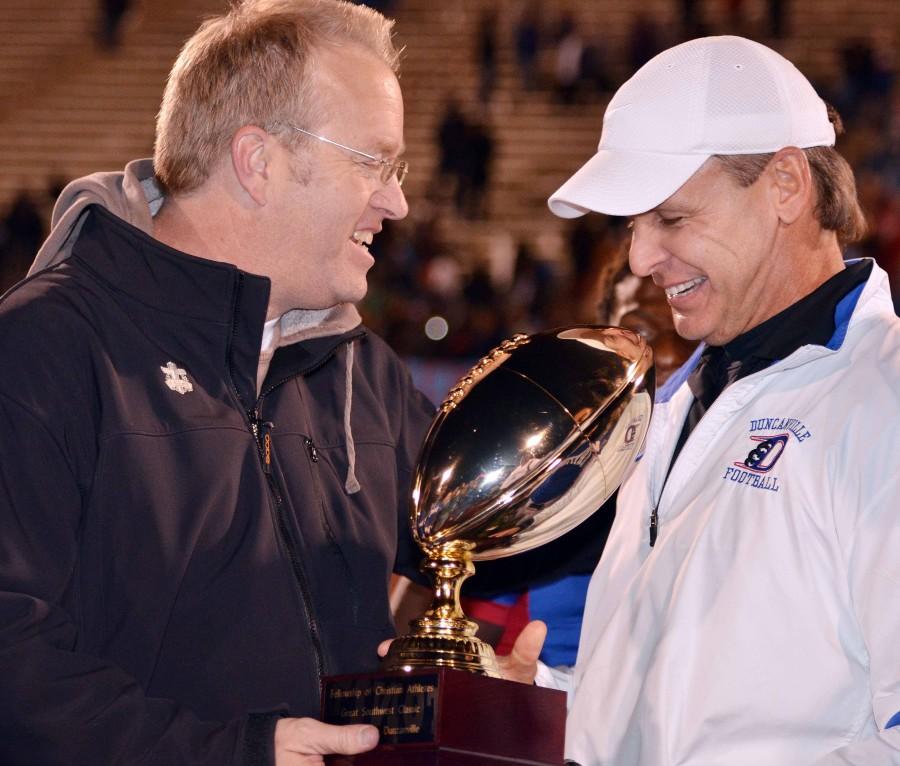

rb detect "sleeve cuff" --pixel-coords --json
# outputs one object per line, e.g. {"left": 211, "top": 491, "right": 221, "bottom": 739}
{"left": 534, "top": 659, "right": 574, "bottom": 695}
{"left": 242, "top": 711, "right": 286, "bottom": 766}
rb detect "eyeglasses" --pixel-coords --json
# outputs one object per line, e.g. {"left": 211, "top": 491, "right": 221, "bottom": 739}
{"left": 285, "top": 124, "right": 408, "bottom": 187}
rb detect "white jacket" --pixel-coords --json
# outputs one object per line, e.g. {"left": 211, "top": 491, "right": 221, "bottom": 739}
{"left": 541, "top": 261, "right": 900, "bottom": 766}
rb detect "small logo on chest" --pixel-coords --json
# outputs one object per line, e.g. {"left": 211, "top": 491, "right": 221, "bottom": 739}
{"left": 720, "top": 417, "right": 811, "bottom": 493}
{"left": 160, "top": 361, "right": 194, "bottom": 395}
{"left": 735, "top": 433, "right": 788, "bottom": 473}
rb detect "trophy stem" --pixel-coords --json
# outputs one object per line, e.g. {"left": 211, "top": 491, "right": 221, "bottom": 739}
{"left": 383, "top": 542, "right": 501, "bottom": 677}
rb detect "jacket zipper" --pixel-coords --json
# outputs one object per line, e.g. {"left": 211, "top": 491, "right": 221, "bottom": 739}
{"left": 248, "top": 341, "right": 358, "bottom": 673}
{"left": 649, "top": 442, "right": 677, "bottom": 549}
{"left": 250, "top": 408, "right": 274, "bottom": 474}
{"left": 226, "top": 274, "right": 325, "bottom": 681}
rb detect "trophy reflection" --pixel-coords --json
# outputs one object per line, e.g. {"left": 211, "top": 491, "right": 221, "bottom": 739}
{"left": 323, "top": 325, "right": 654, "bottom": 764}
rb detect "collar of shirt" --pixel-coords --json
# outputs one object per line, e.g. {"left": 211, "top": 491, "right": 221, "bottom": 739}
{"left": 721, "top": 258, "right": 873, "bottom": 366}
{"left": 689, "top": 259, "right": 873, "bottom": 403}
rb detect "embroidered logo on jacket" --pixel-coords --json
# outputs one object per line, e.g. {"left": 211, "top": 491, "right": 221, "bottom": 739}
{"left": 721, "top": 418, "right": 812, "bottom": 493}
{"left": 735, "top": 433, "right": 788, "bottom": 473}
{"left": 161, "top": 362, "right": 194, "bottom": 395}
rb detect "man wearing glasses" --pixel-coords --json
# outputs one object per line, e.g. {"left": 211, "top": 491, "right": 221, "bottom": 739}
{"left": 0, "top": 1, "right": 434, "bottom": 763}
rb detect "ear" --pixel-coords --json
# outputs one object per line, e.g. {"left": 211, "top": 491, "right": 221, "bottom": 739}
{"left": 231, "top": 125, "right": 272, "bottom": 206}
{"left": 768, "top": 147, "right": 814, "bottom": 226}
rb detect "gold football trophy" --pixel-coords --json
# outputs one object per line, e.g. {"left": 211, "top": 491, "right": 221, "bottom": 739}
{"left": 323, "top": 325, "right": 654, "bottom": 765}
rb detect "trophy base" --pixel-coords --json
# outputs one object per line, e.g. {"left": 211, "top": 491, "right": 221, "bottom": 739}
{"left": 382, "top": 615, "right": 501, "bottom": 677}
{"left": 322, "top": 667, "right": 564, "bottom": 765}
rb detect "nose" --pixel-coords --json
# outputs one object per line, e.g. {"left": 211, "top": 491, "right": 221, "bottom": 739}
{"left": 627, "top": 217, "right": 667, "bottom": 279}
{"left": 372, "top": 177, "right": 409, "bottom": 220}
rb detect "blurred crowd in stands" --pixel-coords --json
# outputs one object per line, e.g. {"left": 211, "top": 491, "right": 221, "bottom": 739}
{"left": 1, "top": 3, "right": 898, "bottom": 407}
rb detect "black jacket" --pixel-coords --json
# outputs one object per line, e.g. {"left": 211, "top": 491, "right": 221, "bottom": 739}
{"left": 0, "top": 206, "right": 433, "bottom": 764}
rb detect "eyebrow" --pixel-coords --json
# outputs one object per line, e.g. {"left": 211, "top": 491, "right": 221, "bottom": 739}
{"left": 371, "top": 139, "right": 405, "bottom": 157}
{"left": 655, "top": 199, "right": 697, "bottom": 215}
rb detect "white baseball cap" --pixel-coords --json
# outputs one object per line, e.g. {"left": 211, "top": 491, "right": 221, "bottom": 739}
{"left": 548, "top": 36, "right": 835, "bottom": 218}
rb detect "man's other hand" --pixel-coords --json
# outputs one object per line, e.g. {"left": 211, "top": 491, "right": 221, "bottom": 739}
{"left": 274, "top": 717, "right": 379, "bottom": 765}
{"left": 498, "top": 619, "right": 546, "bottom": 684}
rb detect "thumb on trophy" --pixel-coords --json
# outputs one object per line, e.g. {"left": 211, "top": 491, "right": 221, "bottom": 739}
{"left": 498, "top": 619, "right": 547, "bottom": 684}
{"left": 274, "top": 717, "right": 379, "bottom": 762}
{"left": 376, "top": 638, "right": 393, "bottom": 658}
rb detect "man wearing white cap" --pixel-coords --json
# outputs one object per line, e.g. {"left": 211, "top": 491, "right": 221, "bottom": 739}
{"left": 537, "top": 36, "right": 900, "bottom": 766}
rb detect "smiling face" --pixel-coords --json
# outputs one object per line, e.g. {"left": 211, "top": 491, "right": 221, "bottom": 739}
{"left": 627, "top": 158, "right": 814, "bottom": 346}
{"left": 262, "top": 44, "right": 408, "bottom": 315}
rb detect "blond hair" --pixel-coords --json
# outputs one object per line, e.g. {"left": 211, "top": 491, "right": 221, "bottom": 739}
{"left": 154, "top": 0, "right": 400, "bottom": 194}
